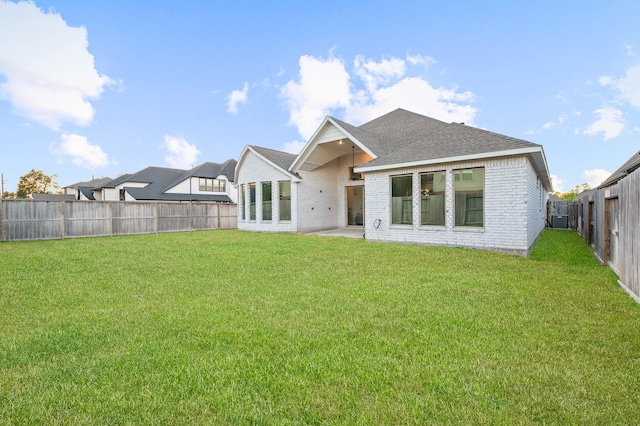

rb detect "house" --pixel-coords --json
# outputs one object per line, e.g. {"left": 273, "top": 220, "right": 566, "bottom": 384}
{"left": 62, "top": 177, "right": 113, "bottom": 200}
{"left": 93, "top": 159, "right": 237, "bottom": 202}
{"left": 235, "top": 108, "right": 552, "bottom": 256}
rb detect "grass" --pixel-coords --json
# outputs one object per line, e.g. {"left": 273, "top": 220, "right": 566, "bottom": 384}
{"left": 0, "top": 229, "right": 639, "bottom": 424}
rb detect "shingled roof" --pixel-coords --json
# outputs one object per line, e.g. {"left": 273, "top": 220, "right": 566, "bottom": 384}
{"left": 97, "top": 160, "right": 237, "bottom": 202}
{"left": 599, "top": 150, "right": 640, "bottom": 188}
{"left": 250, "top": 146, "right": 297, "bottom": 172}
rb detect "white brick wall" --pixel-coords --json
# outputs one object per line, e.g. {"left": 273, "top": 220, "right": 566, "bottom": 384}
{"left": 296, "top": 152, "right": 369, "bottom": 232}
{"left": 526, "top": 159, "right": 548, "bottom": 251}
{"left": 364, "top": 156, "right": 538, "bottom": 256}
{"left": 235, "top": 150, "right": 297, "bottom": 233}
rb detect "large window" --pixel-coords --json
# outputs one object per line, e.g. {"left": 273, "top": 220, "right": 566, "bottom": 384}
{"left": 249, "top": 183, "right": 256, "bottom": 221}
{"left": 199, "top": 178, "right": 226, "bottom": 192}
{"left": 240, "top": 184, "right": 245, "bottom": 220}
{"left": 279, "top": 181, "right": 291, "bottom": 221}
{"left": 262, "top": 182, "right": 272, "bottom": 221}
{"left": 454, "top": 167, "right": 484, "bottom": 227}
{"left": 391, "top": 175, "right": 413, "bottom": 225}
{"left": 420, "top": 172, "right": 445, "bottom": 226}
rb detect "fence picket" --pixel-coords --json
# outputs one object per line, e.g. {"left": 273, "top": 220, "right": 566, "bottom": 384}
{"left": 0, "top": 200, "right": 237, "bottom": 241}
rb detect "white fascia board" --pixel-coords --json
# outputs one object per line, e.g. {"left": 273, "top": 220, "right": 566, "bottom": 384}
{"left": 233, "top": 145, "right": 252, "bottom": 182}
{"left": 289, "top": 116, "right": 377, "bottom": 173}
{"left": 325, "top": 117, "right": 377, "bottom": 159}
{"left": 289, "top": 117, "right": 333, "bottom": 173}
{"left": 355, "top": 147, "right": 544, "bottom": 173}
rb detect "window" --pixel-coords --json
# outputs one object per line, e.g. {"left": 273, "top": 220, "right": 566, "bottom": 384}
{"left": 262, "top": 182, "right": 272, "bottom": 221}
{"left": 391, "top": 175, "right": 413, "bottom": 225}
{"left": 279, "top": 181, "right": 291, "bottom": 221}
{"left": 249, "top": 183, "right": 256, "bottom": 221}
{"left": 454, "top": 167, "right": 484, "bottom": 227}
{"left": 199, "top": 178, "right": 226, "bottom": 192}
{"left": 240, "top": 184, "right": 246, "bottom": 220}
{"left": 420, "top": 172, "right": 445, "bottom": 226}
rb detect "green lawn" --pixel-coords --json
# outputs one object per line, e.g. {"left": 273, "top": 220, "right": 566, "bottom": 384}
{"left": 1, "top": 229, "right": 639, "bottom": 424}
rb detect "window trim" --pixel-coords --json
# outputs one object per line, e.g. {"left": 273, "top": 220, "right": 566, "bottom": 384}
{"left": 419, "top": 171, "right": 446, "bottom": 227}
{"left": 453, "top": 167, "right": 484, "bottom": 228}
{"left": 390, "top": 174, "right": 413, "bottom": 226}
{"left": 249, "top": 183, "right": 256, "bottom": 221}
{"left": 261, "top": 181, "right": 272, "bottom": 221}
{"left": 278, "top": 181, "right": 291, "bottom": 222}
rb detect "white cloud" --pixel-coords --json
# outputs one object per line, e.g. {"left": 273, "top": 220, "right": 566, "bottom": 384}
{"left": 582, "top": 168, "right": 611, "bottom": 188}
{"left": 542, "top": 115, "right": 566, "bottom": 129}
{"left": 584, "top": 107, "right": 625, "bottom": 140}
{"left": 280, "top": 53, "right": 477, "bottom": 141}
{"left": 550, "top": 174, "right": 565, "bottom": 193}
{"left": 0, "top": 1, "right": 112, "bottom": 130}
{"left": 598, "top": 76, "right": 613, "bottom": 86}
{"left": 354, "top": 55, "right": 406, "bottom": 92}
{"left": 615, "top": 64, "right": 640, "bottom": 108}
{"left": 406, "top": 53, "right": 437, "bottom": 67}
{"left": 163, "top": 135, "right": 200, "bottom": 169}
{"left": 346, "top": 77, "right": 475, "bottom": 126}
{"left": 227, "top": 82, "right": 249, "bottom": 114}
{"left": 280, "top": 54, "right": 351, "bottom": 139}
{"left": 50, "top": 133, "right": 109, "bottom": 169}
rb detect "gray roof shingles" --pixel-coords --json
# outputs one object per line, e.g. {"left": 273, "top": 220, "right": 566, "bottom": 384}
{"left": 250, "top": 146, "right": 297, "bottom": 172}
{"left": 98, "top": 160, "right": 237, "bottom": 202}
{"left": 361, "top": 120, "right": 541, "bottom": 169}
{"left": 599, "top": 150, "right": 640, "bottom": 188}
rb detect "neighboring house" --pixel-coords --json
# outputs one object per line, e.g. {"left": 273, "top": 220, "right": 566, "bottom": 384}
{"left": 32, "top": 193, "right": 76, "bottom": 201}
{"left": 94, "top": 159, "right": 237, "bottom": 202}
{"left": 235, "top": 108, "right": 552, "bottom": 256}
{"left": 62, "top": 177, "right": 113, "bottom": 200}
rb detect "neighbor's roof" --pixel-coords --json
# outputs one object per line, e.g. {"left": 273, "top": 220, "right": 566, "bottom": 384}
{"left": 63, "top": 176, "right": 113, "bottom": 190}
{"left": 599, "top": 150, "right": 640, "bottom": 188}
{"left": 32, "top": 193, "right": 76, "bottom": 201}
{"left": 96, "top": 160, "right": 237, "bottom": 201}
{"left": 123, "top": 188, "right": 232, "bottom": 202}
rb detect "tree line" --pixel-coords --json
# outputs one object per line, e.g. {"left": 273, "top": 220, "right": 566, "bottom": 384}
{"left": 2, "top": 169, "right": 61, "bottom": 199}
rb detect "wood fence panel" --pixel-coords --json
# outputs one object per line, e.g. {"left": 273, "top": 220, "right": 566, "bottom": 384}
{"left": 617, "top": 168, "right": 640, "bottom": 299}
{"left": 157, "top": 203, "right": 191, "bottom": 232}
{"left": 112, "top": 203, "right": 157, "bottom": 235}
{"left": 219, "top": 203, "right": 238, "bottom": 229}
{"left": 65, "top": 201, "right": 112, "bottom": 237}
{"left": 1, "top": 200, "right": 63, "bottom": 241}
{"left": 191, "top": 203, "right": 218, "bottom": 230}
{"left": 1, "top": 200, "right": 235, "bottom": 242}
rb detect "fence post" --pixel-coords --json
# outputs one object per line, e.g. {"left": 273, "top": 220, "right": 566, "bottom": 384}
{"left": 61, "top": 201, "right": 66, "bottom": 239}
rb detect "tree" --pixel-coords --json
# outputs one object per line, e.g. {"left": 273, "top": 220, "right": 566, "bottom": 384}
{"left": 553, "top": 183, "right": 591, "bottom": 201}
{"left": 3, "top": 191, "right": 16, "bottom": 198}
{"left": 16, "top": 169, "right": 61, "bottom": 199}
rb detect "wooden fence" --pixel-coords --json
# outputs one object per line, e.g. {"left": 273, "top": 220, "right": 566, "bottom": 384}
{"left": 613, "top": 168, "right": 640, "bottom": 301}
{"left": 577, "top": 169, "right": 640, "bottom": 302}
{"left": 0, "top": 200, "right": 237, "bottom": 242}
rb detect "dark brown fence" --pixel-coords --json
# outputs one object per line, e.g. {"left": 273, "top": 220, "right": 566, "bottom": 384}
{"left": 0, "top": 200, "right": 237, "bottom": 242}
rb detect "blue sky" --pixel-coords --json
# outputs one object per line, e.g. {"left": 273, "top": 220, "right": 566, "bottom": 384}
{"left": 1, "top": 0, "right": 639, "bottom": 194}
